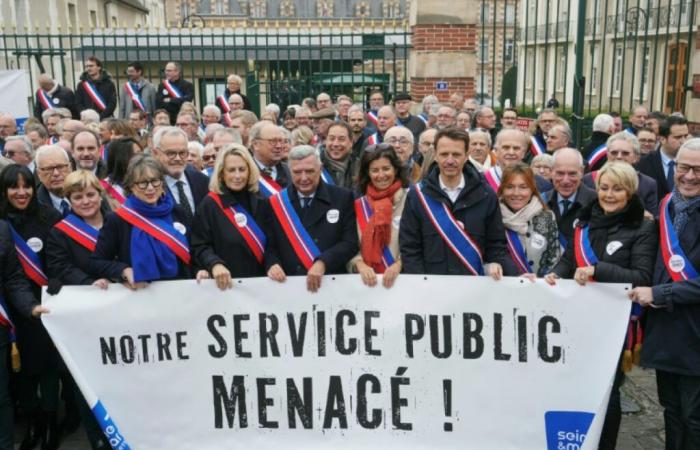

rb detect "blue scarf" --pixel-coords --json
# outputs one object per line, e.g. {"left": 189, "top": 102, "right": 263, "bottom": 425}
{"left": 125, "top": 194, "right": 180, "bottom": 282}
{"left": 671, "top": 188, "right": 700, "bottom": 235}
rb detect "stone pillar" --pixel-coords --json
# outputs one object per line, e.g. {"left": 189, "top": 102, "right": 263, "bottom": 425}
{"left": 408, "top": 2, "right": 478, "bottom": 103}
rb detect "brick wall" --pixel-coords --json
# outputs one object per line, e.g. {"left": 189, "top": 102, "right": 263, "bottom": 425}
{"left": 411, "top": 77, "right": 476, "bottom": 102}
{"left": 412, "top": 24, "right": 476, "bottom": 52}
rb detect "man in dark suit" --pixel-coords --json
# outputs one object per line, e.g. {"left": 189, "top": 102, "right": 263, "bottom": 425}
{"left": 151, "top": 127, "right": 209, "bottom": 222}
{"left": 75, "top": 56, "right": 117, "bottom": 119}
{"left": 483, "top": 129, "right": 552, "bottom": 193}
{"left": 581, "top": 113, "right": 615, "bottom": 171}
{"left": 637, "top": 115, "right": 690, "bottom": 201}
{"left": 71, "top": 129, "right": 108, "bottom": 179}
{"left": 155, "top": 62, "right": 195, "bottom": 125}
{"left": 264, "top": 145, "right": 358, "bottom": 292}
{"left": 630, "top": 137, "right": 700, "bottom": 450}
{"left": 35, "top": 145, "right": 73, "bottom": 215}
{"left": 583, "top": 131, "right": 659, "bottom": 216}
{"left": 544, "top": 148, "right": 597, "bottom": 245}
{"left": 34, "top": 74, "right": 78, "bottom": 120}
{"left": 249, "top": 121, "right": 291, "bottom": 188}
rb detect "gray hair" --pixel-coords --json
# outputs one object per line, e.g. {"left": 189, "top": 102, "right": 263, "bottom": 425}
{"left": 265, "top": 103, "right": 281, "bottom": 117}
{"left": 422, "top": 95, "right": 438, "bottom": 108}
{"left": 530, "top": 153, "right": 554, "bottom": 167}
{"left": 55, "top": 107, "right": 72, "bottom": 119}
{"left": 348, "top": 104, "right": 364, "bottom": 115}
{"left": 288, "top": 145, "right": 321, "bottom": 164}
{"left": 550, "top": 123, "right": 572, "bottom": 142}
{"left": 188, "top": 141, "right": 204, "bottom": 157}
{"left": 4, "top": 136, "right": 33, "bottom": 155}
{"left": 495, "top": 128, "right": 529, "bottom": 149}
{"left": 469, "top": 129, "right": 492, "bottom": 148}
{"left": 227, "top": 74, "right": 243, "bottom": 85}
{"left": 153, "top": 126, "right": 188, "bottom": 149}
{"left": 677, "top": 137, "right": 700, "bottom": 159}
{"left": 41, "top": 109, "right": 62, "bottom": 124}
{"left": 55, "top": 118, "right": 69, "bottom": 135}
{"left": 80, "top": 109, "right": 100, "bottom": 124}
{"left": 202, "top": 104, "right": 221, "bottom": 118}
{"left": 249, "top": 121, "right": 274, "bottom": 142}
{"left": 592, "top": 113, "right": 615, "bottom": 133}
{"left": 211, "top": 127, "right": 242, "bottom": 144}
{"left": 280, "top": 127, "right": 293, "bottom": 143}
{"left": 35, "top": 144, "right": 70, "bottom": 167}
{"left": 552, "top": 147, "right": 584, "bottom": 168}
{"left": 123, "top": 154, "right": 167, "bottom": 195}
{"left": 607, "top": 131, "right": 641, "bottom": 156}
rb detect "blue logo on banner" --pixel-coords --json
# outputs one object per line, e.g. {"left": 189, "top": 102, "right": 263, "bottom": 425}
{"left": 435, "top": 81, "right": 448, "bottom": 91}
{"left": 544, "top": 410, "right": 595, "bottom": 450}
{"left": 92, "top": 400, "right": 131, "bottom": 450}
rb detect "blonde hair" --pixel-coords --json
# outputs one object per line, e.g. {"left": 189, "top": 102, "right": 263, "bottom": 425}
{"left": 63, "top": 170, "right": 104, "bottom": 200}
{"left": 209, "top": 144, "right": 260, "bottom": 194}
{"left": 291, "top": 125, "right": 314, "bottom": 146}
{"left": 595, "top": 161, "right": 639, "bottom": 197}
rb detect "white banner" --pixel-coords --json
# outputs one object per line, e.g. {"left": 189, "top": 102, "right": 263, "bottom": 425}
{"left": 0, "top": 70, "right": 31, "bottom": 132}
{"left": 42, "top": 275, "right": 631, "bottom": 450}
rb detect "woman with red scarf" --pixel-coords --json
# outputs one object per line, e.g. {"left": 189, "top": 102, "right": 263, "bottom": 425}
{"left": 350, "top": 144, "right": 409, "bottom": 288}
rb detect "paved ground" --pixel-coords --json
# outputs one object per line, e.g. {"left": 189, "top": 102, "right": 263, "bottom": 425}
{"left": 14, "top": 366, "right": 666, "bottom": 449}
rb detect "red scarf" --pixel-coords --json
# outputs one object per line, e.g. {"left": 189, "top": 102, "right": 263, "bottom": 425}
{"left": 361, "top": 181, "right": 402, "bottom": 271}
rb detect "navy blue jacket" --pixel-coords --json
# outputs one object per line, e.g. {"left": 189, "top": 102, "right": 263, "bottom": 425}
{"left": 642, "top": 198, "right": 700, "bottom": 376}
{"left": 263, "top": 181, "right": 358, "bottom": 276}
{"left": 75, "top": 71, "right": 117, "bottom": 119}
{"left": 636, "top": 150, "right": 672, "bottom": 201}
{"left": 155, "top": 77, "right": 195, "bottom": 124}
{"left": 46, "top": 218, "right": 98, "bottom": 286}
{"left": 583, "top": 170, "right": 659, "bottom": 217}
{"left": 33, "top": 84, "right": 79, "bottom": 119}
{"left": 400, "top": 163, "right": 516, "bottom": 275}
{"left": 165, "top": 166, "right": 211, "bottom": 212}
{"left": 544, "top": 184, "right": 598, "bottom": 246}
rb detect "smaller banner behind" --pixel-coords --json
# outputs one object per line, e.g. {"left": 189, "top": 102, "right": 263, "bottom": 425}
{"left": 0, "top": 70, "right": 30, "bottom": 132}
{"left": 42, "top": 275, "right": 631, "bottom": 450}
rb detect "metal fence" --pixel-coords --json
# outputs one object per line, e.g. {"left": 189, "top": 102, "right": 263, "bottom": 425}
{"left": 0, "top": 24, "right": 411, "bottom": 116}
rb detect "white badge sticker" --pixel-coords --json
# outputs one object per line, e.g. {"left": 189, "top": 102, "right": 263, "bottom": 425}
{"left": 530, "top": 233, "right": 546, "bottom": 250}
{"left": 173, "top": 222, "right": 187, "bottom": 235}
{"left": 162, "top": 89, "right": 169, "bottom": 95}
{"left": 27, "top": 237, "right": 43, "bottom": 253}
{"left": 326, "top": 209, "right": 340, "bottom": 224}
{"left": 52, "top": 97, "right": 60, "bottom": 105}
{"left": 392, "top": 216, "right": 401, "bottom": 230}
{"left": 668, "top": 254, "right": 686, "bottom": 273}
{"left": 234, "top": 212, "right": 247, "bottom": 227}
{"left": 606, "top": 241, "right": 623, "bottom": 256}
{"left": 456, "top": 220, "right": 465, "bottom": 230}
{"left": 572, "top": 219, "right": 580, "bottom": 229}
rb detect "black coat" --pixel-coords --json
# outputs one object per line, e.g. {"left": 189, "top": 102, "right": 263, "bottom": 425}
{"left": 544, "top": 184, "right": 598, "bottom": 246}
{"left": 263, "top": 182, "right": 358, "bottom": 275}
{"left": 642, "top": 197, "right": 700, "bottom": 376}
{"left": 90, "top": 207, "right": 193, "bottom": 281}
{"left": 583, "top": 171, "right": 659, "bottom": 217}
{"left": 0, "top": 220, "right": 37, "bottom": 319}
{"left": 636, "top": 150, "right": 672, "bottom": 201}
{"left": 165, "top": 166, "right": 211, "bottom": 211}
{"left": 192, "top": 189, "right": 267, "bottom": 278}
{"left": 581, "top": 131, "right": 611, "bottom": 171}
{"left": 75, "top": 71, "right": 117, "bottom": 119}
{"left": 400, "top": 164, "right": 516, "bottom": 275}
{"left": 217, "top": 88, "right": 253, "bottom": 113}
{"left": 552, "top": 195, "right": 657, "bottom": 286}
{"left": 155, "top": 77, "right": 195, "bottom": 124}
{"left": 33, "top": 84, "right": 78, "bottom": 119}
{"left": 396, "top": 114, "right": 426, "bottom": 142}
{"left": 46, "top": 218, "right": 98, "bottom": 286}
{"left": 256, "top": 161, "right": 291, "bottom": 188}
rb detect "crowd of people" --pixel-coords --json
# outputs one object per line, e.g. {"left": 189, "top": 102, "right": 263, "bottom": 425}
{"left": 0, "top": 57, "right": 698, "bottom": 450}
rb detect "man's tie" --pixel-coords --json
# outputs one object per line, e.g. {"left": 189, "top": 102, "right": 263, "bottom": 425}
{"left": 667, "top": 161, "right": 675, "bottom": 191}
{"left": 60, "top": 199, "right": 71, "bottom": 218}
{"left": 301, "top": 197, "right": 310, "bottom": 209}
{"left": 561, "top": 199, "right": 571, "bottom": 216}
{"left": 261, "top": 166, "right": 273, "bottom": 178}
{"left": 176, "top": 181, "right": 194, "bottom": 220}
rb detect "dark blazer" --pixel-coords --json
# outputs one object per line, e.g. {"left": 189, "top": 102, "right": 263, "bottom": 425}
{"left": 90, "top": 207, "right": 193, "bottom": 281}
{"left": 544, "top": 184, "right": 597, "bottom": 246}
{"left": 642, "top": 199, "right": 700, "bottom": 376}
{"left": 581, "top": 131, "right": 611, "bottom": 172}
{"left": 75, "top": 71, "right": 117, "bottom": 119}
{"left": 0, "top": 220, "right": 37, "bottom": 319}
{"left": 637, "top": 150, "right": 672, "bottom": 201}
{"left": 192, "top": 189, "right": 268, "bottom": 278}
{"left": 33, "top": 84, "right": 78, "bottom": 119}
{"left": 217, "top": 88, "right": 253, "bottom": 113}
{"left": 552, "top": 195, "right": 657, "bottom": 286}
{"left": 36, "top": 184, "right": 56, "bottom": 213}
{"left": 46, "top": 218, "right": 98, "bottom": 286}
{"left": 256, "top": 161, "right": 291, "bottom": 188}
{"left": 263, "top": 181, "right": 358, "bottom": 275}
{"left": 400, "top": 164, "right": 516, "bottom": 276}
{"left": 583, "top": 171, "right": 659, "bottom": 217}
{"left": 165, "top": 167, "right": 210, "bottom": 211}
{"left": 155, "top": 77, "right": 195, "bottom": 124}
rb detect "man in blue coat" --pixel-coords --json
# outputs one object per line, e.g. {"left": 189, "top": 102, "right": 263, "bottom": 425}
{"left": 265, "top": 145, "right": 358, "bottom": 292}
{"left": 630, "top": 138, "right": 700, "bottom": 450}
{"left": 400, "top": 127, "right": 515, "bottom": 277}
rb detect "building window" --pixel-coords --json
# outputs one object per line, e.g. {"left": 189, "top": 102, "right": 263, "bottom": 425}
{"left": 590, "top": 44, "right": 599, "bottom": 94}
{"left": 250, "top": 0, "right": 266, "bottom": 17}
{"left": 477, "top": 37, "right": 489, "bottom": 63}
{"left": 67, "top": 3, "right": 77, "bottom": 30}
{"left": 215, "top": 0, "right": 224, "bottom": 14}
{"left": 280, "top": 0, "right": 295, "bottom": 17}
{"left": 612, "top": 46, "right": 623, "bottom": 95}
{"left": 481, "top": 3, "right": 490, "bottom": 23}
{"left": 197, "top": 0, "right": 211, "bottom": 14}
{"left": 640, "top": 46, "right": 650, "bottom": 99}
{"left": 181, "top": 1, "right": 191, "bottom": 18}
{"left": 505, "top": 39, "right": 514, "bottom": 63}
{"left": 505, "top": 4, "right": 515, "bottom": 24}
{"left": 557, "top": 47, "right": 566, "bottom": 90}
{"left": 317, "top": 0, "right": 333, "bottom": 17}
{"left": 90, "top": 10, "right": 97, "bottom": 27}
{"left": 355, "top": 1, "right": 371, "bottom": 17}
{"left": 383, "top": 0, "right": 400, "bottom": 18}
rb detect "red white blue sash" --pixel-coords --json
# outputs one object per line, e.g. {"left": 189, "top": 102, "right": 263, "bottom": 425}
{"left": 321, "top": 168, "right": 335, "bottom": 185}
{"left": 115, "top": 207, "right": 191, "bottom": 264}
{"left": 258, "top": 174, "right": 282, "bottom": 198}
{"left": 366, "top": 111, "right": 378, "bottom": 127}
{"left": 418, "top": 113, "right": 429, "bottom": 125}
{"left": 208, "top": 192, "right": 266, "bottom": 265}
{"left": 587, "top": 144, "right": 607, "bottom": 168}
{"left": 354, "top": 196, "right": 396, "bottom": 272}
{"left": 48, "top": 136, "right": 59, "bottom": 145}
{"left": 505, "top": 228, "right": 532, "bottom": 274}
{"left": 162, "top": 80, "right": 183, "bottom": 99}
{"left": 573, "top": 224, "right": 598, "bottom": 268}
{"left": 37, "top": 90, "right": 55, "bottom": 110}
{"left": 624, "top": 127, "right": 635, "bottom": 135}
{"left": 100, "top": 178, "right": 126, "bottom": 205}
{"left": 8, "top": 223, "right": 48, "bottom": 286}
{"left": 54, "top": 213, "right": 99, "bottom": 252}
{"left": 269, "top": 189, "right": 321, "bottom": 270}
{"left": 366, "top": 133, "right": 379, "bottom": 146}
{"left": 0, "top": 296, "right": 17, "bottom": 342}
{"left": 217, "top": 95, "right": 231, "bottom": 113}
{"left": 124, "top": 82, "right": 146, "bottom": 112}
{"left": 590, "top": 170, "right": 599, "bottom": 184}
{"left": 414, "top": 183, "right": 484, "bottom": 275}
{"left": 483, "top": 167, "right": 501, "bottom": 192}
{"left": 82, "top": 81, "right": 107, "bottom": 111}
{"left": 530, "top": 135, "right": 546, "bottom": 156}
{"left": 100, "top": 144, "right": 108, "bottom": 161}
{"left": 659, "top": 193, "right": 699, "bottom": 282}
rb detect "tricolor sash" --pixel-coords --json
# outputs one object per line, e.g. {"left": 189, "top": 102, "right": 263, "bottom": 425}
{"left": 268, "top": 189, "right": 321, "bottom": 270}
{"left": 483, "top": 167, "right": 501, "bottom": 192}
{"left": 414, "top": 183, "right": 484, "bottom": 275}
{"left": 573, "top": 224, "right": 598, "bottom": 269}
{"left": 100, "top": 144, "right": 108, "bottom": 162}
{"left": 587, "top": 144, "right": 607, "bottom": 168}
{"left": 217, "top": 95, "right": 231, "bottom": 113}
{"left": 366, "top": 110, "right": 379, "bottom": 127}
{"left": 208, "top": 192, "right": 266, "bottom": 265}
{"left": 624, "top": 127, "right": 636, "bottom": 135}
{"left": 530, "top": 135, "right": 546, "bottom": 157}
{"left": 162, "top": 80, "right": 183, "bottom": 99}
{"left": 100, "top": 178, "right": 126, "bottom": 205}
{"left": 418, "top": 113, "right": 429, "bottom": 125}
{"left": 311, "top": 135, "right": 319, "bottom": 145}
{"left": 82, "top": 81, "right": 107, "bottom": 111}
{"left": 505, "top": 228, "right": 532, "bottom": 274}
{"left": 54, "top": 213, "right": 99, "bottom": 252}
{"left": 0, "top": 296, "right": 20, "bottom": 371}
{"left": 366, "top": 133, "right": 379, "bottom": 146}
{"left": 37, "top": 90, "right": 55, "bottom": 110}
{"left": 8, "top": 223, "right": 48, "bottom": 286}
{"left": 590, "top": 170, "right": 599, "bottom": 184}
{"left": 124, "top": 82, "right": 146, "bottom": 112}
{"left": 115, "top": 207, "right": 191, "bottom": 264}
{"left": 258, "top": 174, "right": 282, "bottom": 198}
{"left": 48, "top": 136, "right": 59, "bottom": 145}
{"left": 321, "top": 168, "right": 335, "bottom": 185}
{"left": 659, "top": 194, "right": 699, "bottom": 282}
{"left": 354, "top": 196, "right": 396, "bottom": 272}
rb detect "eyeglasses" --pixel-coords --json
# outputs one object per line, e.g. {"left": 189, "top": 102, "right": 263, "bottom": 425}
{"left": 4, "top": 150, "right": 29, "bottom": 158}
{"left": 163, "top": 150, "right": 189, "bottom": 160}
{"left": 133, "top": 179, "right": 163, "bottom": 190}
{"left": 385, "top": 137, "right": 412, "bottom": 146}
{"left": 39, "top": 164, "right": 70, "bottom": 174}
{"left": 202, "top": 154, "right": 217, "bottom": 162}
{"left": 676, "top": 163, "right": 700, "bottom": 176}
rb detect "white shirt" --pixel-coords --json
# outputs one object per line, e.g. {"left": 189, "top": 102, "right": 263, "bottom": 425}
{"left": 439, "top": 174, "right": 465, "bottom": 204}
{"left": 660, "top": 148, "right": 675, "bottom": 180}
{"left": 166, "top": 174, "right": 196, "bottom": 211}
{"left": 254, "top": 156, "right": 277, "bottom": 180}
{"left": 49, "top": 191, "right": 68, "bottom": 213}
